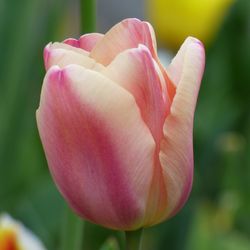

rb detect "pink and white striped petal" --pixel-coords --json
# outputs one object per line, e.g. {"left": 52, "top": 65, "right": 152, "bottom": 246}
{"left": 44, "top": 42, "right": 104, "bottom": 71}
{"left": 102, "top": 44, "right": 169, "bottom": 143}
{"left": 90, "top": 18, "right": 157, "bottom": 65}
{"left": 102, "top": 45, "right": 172, "bottom": 227}
{"left": 64, "top": 33, "right": 104, "bottom": 52}
{"left": 36, "top": 65, "right": 155, "bottom": 230}
{"left": 159, "top": 37, "right": 205, "bottom": 219}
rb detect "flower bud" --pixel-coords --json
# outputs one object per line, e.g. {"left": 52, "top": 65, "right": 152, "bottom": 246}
{"left": 37, "top": 18, "right": 205, "bottom": 230}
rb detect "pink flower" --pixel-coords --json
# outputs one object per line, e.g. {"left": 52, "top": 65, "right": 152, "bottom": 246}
{"left": 36, "top": 18, "right": 205, "bottom": 230}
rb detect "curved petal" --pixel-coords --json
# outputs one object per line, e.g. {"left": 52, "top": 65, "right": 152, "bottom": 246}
{"left": 102, "top": 45, "right": 172, "bottom": 226}
{"left": 157, "top": 61, "right": 177, "bottom": 104}
{"left": 102, "top": 44, "right": 169, "bottom": 143}
{"left": 90, "top": 18, "right": 157, "bottom": 65}
{"left": 159, "top": 37, "right": 205, "bottom": 219}
{"left": 166, "top": 37, "right": 204, "bottom": 86}
{"left": 44, "top": 42, "right": 104, "bottom": 71}
{"left": 36, "top": 65, "right": 155, "bottom": 230}
{"left": 46, "top": 42, "right": 88, "bottom": 56}
{"left": 64, "top": 33, "right": 104, "bottom": 52}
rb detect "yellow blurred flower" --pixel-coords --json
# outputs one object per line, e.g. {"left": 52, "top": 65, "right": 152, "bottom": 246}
{"left": 147, "top": 0, "right": 235, "bottom": 50}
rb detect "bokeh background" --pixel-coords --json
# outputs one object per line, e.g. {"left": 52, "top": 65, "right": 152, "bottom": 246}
{"left": 0, "top": 0, "right": 249, "bottom": 249}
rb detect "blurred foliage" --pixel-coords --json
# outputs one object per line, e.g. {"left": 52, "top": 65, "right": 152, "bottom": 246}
{"left": 99, "top": 237, "right": 119, "bottom": 250}
{"left": 0, "top": 0, "right": 249, "bottom": 249}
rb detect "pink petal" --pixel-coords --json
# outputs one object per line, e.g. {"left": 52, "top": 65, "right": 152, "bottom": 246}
{"left": 44, "top": 42, "right": 104, "bottom": 71}
{"left": 167, "top": 37, "right": 205, "bottom": 86}
{"left": 157, "top": 61, "right": 177, "bottom": 104}
{"left": 36, "top": 65, "right": 155, "bottom": 230}
{"left": 159, "top": 37, "right": 205, "bottom": 219}
{"left": 90, "top": 18, "right": 157, "bottom": 65}
{"left": 102, "top": 44, "right": 169, "bottom": 143}
{"left": 102, "top": 45, "right": 172, "bottom": 226}
{"left": 64, "top": 33, "right": 104, "bottom": 52}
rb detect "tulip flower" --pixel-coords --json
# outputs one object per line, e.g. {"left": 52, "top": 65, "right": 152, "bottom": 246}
{"left": 36, "top": 18, "right": 205, "bottom": 230}
{"left": 147, "top": 0, "right": 234, "bottom": 50}
{"left": 0, "top": 213, "right": 46, "bottom": 250}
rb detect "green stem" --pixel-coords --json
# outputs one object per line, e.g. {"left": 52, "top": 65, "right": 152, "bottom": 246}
{"left": 61, "top": 205, "right": 85, "bottom": 250}
{"left": 125, "top": 228, "right": 144, "bottom": 250}
{"left": 80, "top": 0, "right": 96, "bottom": 33}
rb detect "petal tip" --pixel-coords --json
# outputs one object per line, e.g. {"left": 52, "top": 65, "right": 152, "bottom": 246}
{"left": 184, "top": 36, "right": 205, "bottom": 50}
{"left": 47, "top": 65, "right": 62, "bottom": 84}
{"left": 121, "top": 17, "right": 141, "bottom": 25}
{"left": 137, "top": 43, "right": 149, "bottom": 51}
{"left": 63, "top": 38, "right": 80, "bottom": 48}
{"left": 184, "top": 36, "right": 206, "bottom": 71}
{"left": 43, "top": 42, "right": 52, "bottom": 70}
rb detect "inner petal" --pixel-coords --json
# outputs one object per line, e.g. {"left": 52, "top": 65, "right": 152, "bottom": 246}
{"left": 90, "top": 18, "right": 157, "bottom": 66}
{"left": 44, "top": 42, "right": 105, "bottom": 71}
{"left": 64, "top": 33, "right": 104, "bottom": 52}
{"left": 102, "top": 45, "right": 169, "bottom": 144}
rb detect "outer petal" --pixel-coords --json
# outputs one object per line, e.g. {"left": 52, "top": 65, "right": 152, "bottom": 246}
{"left": 159, "top": 37, "right": 205, "bottom": 219}
{"left": 166, "top": 37, "right": 205, "bottom": 86}
{"left": 64, "top": 33, "right": 104, "bottom": 52}
{"left": 102, "top": 46, "right": 172, "bottom": 226}
{"left": 44, "top": 42, "right": 104, "bottom": 71}
{"left": 36, "top": 65, "right": 155, "bottom": 230}
{"left": 90, "top": 18, "right": 157, "bottom": 65}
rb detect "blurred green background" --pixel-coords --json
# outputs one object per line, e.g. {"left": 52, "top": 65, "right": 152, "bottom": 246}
{"left": 0, "top": 0, "right": 249, "bottom": 249}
